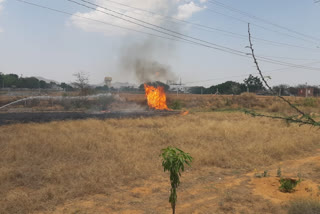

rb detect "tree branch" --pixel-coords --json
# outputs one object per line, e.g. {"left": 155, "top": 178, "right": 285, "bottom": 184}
{"left": 247, "top": 23, "right": 318, "bottom": 126}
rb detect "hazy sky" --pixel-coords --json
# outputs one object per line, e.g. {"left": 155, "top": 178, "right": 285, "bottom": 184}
{"left": 0, "top": 0, "right": 320, "bottom": 87}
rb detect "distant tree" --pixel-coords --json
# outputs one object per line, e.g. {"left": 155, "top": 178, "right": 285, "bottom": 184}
{"left": 72, "top": 72, "right": 90, "bottom": 95}
{"left": 313, "top": 86, "right": 320, "bottom": 97}
{"left": 231, "top": 83, "right": 246, "bottom": 94}
{"left": 3, "top": 74, "right": 19, "bottom": 88}
{"left": 17, "top": 77, "right": 39, "bottom": 89}
{"left": 0, "top": 72, "right": 3, "bottom": 88}
{"left": 95, "top": 85, "right": 109, "bottom": 92}
{"left": 243, "top": 75, "right": 264, "bottom": 93}
{"left": 188, "top": 86, "right": 207, "bottom": 94}
{"left": 216, "top": 81, "right": 246, "bottom": 94}
{"left": 120, "top": 86, "right": 138, "bottom": 92}
{"left": 39, "top": 80, "right": 49, "bottom": 89}
{"left": 60, "top": 82, "right": 73, "bottom": 91}
{"left": 273, "top": 84, "right": 290, "bottom": 96}
{"left": 288, "top": 87, "right": 298, "bottom": 96}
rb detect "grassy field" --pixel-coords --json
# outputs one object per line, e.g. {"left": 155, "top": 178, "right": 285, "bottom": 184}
{"left": 1, "top": 92, "right": 320, "bottom": 115}
{"left": 123, "top": 93, "right": 320, "bottom": 114}
{"left": 1, "top": 111, "right": 320, "bottom": 213}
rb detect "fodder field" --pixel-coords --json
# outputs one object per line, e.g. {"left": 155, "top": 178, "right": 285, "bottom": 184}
{"left": 1, "top": 112, "right": 320, "bottom": 213}
{"left": 124, "top": 93, "right": 320, "bottom": 115}
{"left": 1, "top": 93, "right": 320, "bottom": 116}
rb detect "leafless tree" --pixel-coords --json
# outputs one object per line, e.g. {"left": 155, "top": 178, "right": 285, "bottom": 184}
{"left": 73, "top": 71, "right": 90, "bottom": 95}
{"left": 246, "top": 23, "right": 319, "bottom": 127}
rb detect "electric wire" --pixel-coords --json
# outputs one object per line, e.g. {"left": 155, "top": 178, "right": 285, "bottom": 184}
{"left": 98, "top": 0, "right": 319, "bottom": 51}
{"left": 185, "top": 60, "right": 320, "bottom": 85}
{"left": 208, "top": 0, "right": 320, "bottom": 42}
{"left": 67, "top": 0, "right": 320, "bottom": 71}
{"left": 14, "top": 0, "right": 320, "bottom": 72}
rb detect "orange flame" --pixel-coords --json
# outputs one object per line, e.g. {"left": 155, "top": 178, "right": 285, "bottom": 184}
{"left": 144, "top": 84, "right": 170, "bottom": 110}
{"left": 181, "top": 111, "right": 189, "bottom": 116}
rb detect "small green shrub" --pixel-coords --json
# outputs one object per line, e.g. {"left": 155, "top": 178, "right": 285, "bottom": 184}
{"left": 277, "top": 167, "right": 282, "bottom": 177}
{"left": 169, "top": 100, "right": 184, "bottom": 110}
{"left": 254, "top": 170, "right": 268, "bottom": 178}
{"left": 279, "top": 178, "right": 300, "bottom": 193}
{"left": 303, "top": 98, "right": 317, "bottom": 107}
{"left": 161, "top": 147, "right": 193, "bottom": 214}
{"left": 288, "top": 198, "right": 320, "bottom": 214}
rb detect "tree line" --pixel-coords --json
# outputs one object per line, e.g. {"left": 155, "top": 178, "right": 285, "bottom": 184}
{"left": 0, "top": 73, "right": 73, "bottom": 91}
{"left": 187, "top": 75, "right": 320, "bottom": 96}
{"left": 1, "top": 72, "right": 319, "bottom": 96}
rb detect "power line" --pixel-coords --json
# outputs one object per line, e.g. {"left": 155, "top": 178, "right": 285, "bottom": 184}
{"left": 13, "top": 0, "right": 198, "bottom": 45}
{"left": 101, "top": 0, "right": 320, "bottom": 51}
{"left": 13, "top": 0, "right": 320, "bottom": 72}
{"left": 208, "top": 0, "right": 320, "bottom": 42}
{"left": 202, "top": 4, "right": 320, "bottom": 45}
{"left": 185, "top": 60, "right": 320, "bottom": 85}
{"left": 67, "top": 0, "right": 249, "bottom": 56}
{"left": 67, "top": 0, "right": 320, "bottom": 71}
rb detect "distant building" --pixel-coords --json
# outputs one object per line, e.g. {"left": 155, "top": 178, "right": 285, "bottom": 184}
{"left": 104, "top": 77, "right": 112, "bottom": 88}
{"left": 112, "top": 82, "right": 137, "bottom": 89}
{"left": 169, "top": 84, "right": 186, "bottom": 93}
{"left": 298, "top": 88, "right": 314, "bottom": 97}
{"left": 167, "top": 79, "right": 187, "bottom": 93}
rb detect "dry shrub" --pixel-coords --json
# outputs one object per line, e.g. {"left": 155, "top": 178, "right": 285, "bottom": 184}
{"left": 268, "top": 102, "right": 284, "bottom": 113}
{"left": 0, "top": 112, "right": 320, "bottom": 213}
{"left": 119, "top": 93, "right": 320, "bottom": 114}
{"left": 287, "top": 198, "right": 320, "bottom": 214}
{"left": 218, "top": 184, "right": 281, "bottom": 214}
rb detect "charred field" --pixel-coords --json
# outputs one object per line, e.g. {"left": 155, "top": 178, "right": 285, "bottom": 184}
{"left": 0, "top": 111, "right": 180, "bottom": 126}
{"left": 0, "top": 93, "right": 320, "bottom": 214}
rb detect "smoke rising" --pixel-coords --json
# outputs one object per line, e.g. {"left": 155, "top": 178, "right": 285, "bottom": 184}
{"left": 120, "top": 38, "right": 177, "bottom": 84}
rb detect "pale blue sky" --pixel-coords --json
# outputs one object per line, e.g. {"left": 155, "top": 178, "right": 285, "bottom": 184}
{"left": 0, "top": 0, "right": 319, "bottom": 86}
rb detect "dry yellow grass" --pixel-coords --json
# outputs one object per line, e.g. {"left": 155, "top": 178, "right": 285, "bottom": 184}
{"left": 121, "top": 93, "right": 320, "bottom": 114}
{"left": 0, "top": 112, "right": 319, "bottom": 213}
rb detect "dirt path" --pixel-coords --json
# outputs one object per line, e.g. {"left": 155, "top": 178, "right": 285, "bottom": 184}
{"left": 39, "top": 151, "right": 320, "bottom": 214}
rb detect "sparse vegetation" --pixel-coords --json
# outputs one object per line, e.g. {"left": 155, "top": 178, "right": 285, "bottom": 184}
{"left": 161, "top": 147, "right": 192, "bottom": 214}
{"left": 277, "top": 167, "right": 282, "bottom": 177}
{"left": 168, "top": 100, "right": 184, "bottom": 110}
{"left": 279, "top": 178, "right": 301, "bottom": 193}
{"left": 0, "top": 112, "right": 319, "bottom": 213}
{"left": 303, "top": 98, "right": 317, "bottom": 107}
{"left": 287, "top": 198, "right": 320, "bottom": 214}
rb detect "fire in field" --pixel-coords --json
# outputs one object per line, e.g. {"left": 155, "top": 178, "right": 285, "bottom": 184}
{"left": 1, "top": 1, "right": 320, "bottom": 213}
{"left": 144, "top": 83, "right": 170, "bottom": 110}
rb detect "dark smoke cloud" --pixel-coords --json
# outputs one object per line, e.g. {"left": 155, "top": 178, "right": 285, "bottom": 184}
{"left": 120, "top": 38, "right": 177, "bottom": 84}
{"left": 134, "top": 59, "right": 174, "bottom": 83}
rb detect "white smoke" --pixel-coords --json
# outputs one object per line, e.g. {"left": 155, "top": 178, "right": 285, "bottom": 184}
{"left": 70, "top": 0, "right": 206, "bottom": 36}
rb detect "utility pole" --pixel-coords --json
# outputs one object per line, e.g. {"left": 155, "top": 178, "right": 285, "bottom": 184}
{"left": 215, "top": 88, "right": 220, "bottom": 95}
{"left": 305, "top": 82, "right": 308, "bottom": 98}
{"left": 38, "top": 79, "right": 41, "bottom": 94}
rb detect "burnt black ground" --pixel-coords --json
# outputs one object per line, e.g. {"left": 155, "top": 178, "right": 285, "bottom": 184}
{"left": 0, "top": 111, "right": 180, "bottom": 126}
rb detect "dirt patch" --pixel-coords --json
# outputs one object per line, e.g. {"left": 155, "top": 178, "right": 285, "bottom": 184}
{"left": 251, "top": 177, "right": 320, "bottom": 204}
{"left": 40, "top": 152, "right": 320, "bottom": 214}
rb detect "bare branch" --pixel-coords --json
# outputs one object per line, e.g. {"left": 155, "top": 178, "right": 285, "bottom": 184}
{"left": 247, "top": 23, "right": 318, "bottom": 126}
